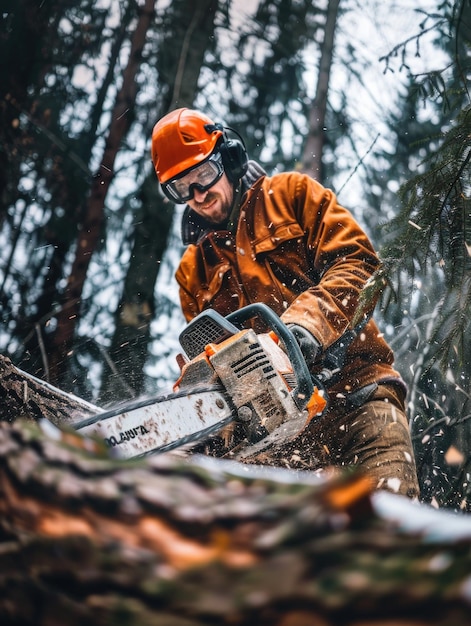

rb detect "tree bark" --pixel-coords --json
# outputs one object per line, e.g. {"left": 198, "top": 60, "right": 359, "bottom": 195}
{"left": 1, "top": 355, "right": 471, "bottom": 625}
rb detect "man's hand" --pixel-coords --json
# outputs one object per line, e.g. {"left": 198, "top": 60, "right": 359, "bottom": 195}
{"left": 287, "top": 324, "right": 320, "bottom": 368}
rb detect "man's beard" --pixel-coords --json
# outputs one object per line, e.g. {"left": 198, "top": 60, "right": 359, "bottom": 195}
{"left": 193, "top": 192, "right": 231, "bottom": 226}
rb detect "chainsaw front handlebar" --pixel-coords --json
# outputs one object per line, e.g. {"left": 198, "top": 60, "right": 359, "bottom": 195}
{"left": 226, "top": 303, "right": 314, "bottom": 410}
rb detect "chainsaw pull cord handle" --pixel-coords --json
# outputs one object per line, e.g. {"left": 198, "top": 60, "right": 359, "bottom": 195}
{"left": 226, "top": 303, "right": 314, "bottom": 410}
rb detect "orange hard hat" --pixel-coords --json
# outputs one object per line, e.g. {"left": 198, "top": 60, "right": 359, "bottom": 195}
{"left": 151, "top": 108, "right": 223, "bottom": 183}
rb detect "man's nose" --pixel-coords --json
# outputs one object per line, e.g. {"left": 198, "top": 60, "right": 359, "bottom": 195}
{"left": 192, "top": 187, "right": 209, "bottom": 203}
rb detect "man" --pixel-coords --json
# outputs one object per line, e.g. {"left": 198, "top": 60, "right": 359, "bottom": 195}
{"left": 151, "top": 107, "right": 419, "bottom": 498}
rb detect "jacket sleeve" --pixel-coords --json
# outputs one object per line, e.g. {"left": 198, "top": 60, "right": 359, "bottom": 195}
{"left": 280, "top": 174, "right": 381, "bottom": 349}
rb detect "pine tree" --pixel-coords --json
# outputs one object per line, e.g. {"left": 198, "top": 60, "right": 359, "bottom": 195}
{"left": 365, "top": 0, "right": 471, "bottom": 508}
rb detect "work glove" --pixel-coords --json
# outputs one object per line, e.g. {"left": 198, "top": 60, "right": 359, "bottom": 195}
{"left": 287, "top": 324, "right": 321, "bottom": 368}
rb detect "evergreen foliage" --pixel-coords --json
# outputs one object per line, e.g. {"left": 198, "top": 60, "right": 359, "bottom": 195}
{"left": 364, "top": 0, "right": 471, "bottom": 508}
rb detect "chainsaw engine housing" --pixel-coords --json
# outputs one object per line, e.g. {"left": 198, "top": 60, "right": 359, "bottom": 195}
{"left": 176, "top": 328, "right": 309, "bottom": 442}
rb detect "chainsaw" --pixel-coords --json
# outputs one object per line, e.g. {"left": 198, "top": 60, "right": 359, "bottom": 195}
{"left": 71, "top": 303, "right": 329, "bottom": 459}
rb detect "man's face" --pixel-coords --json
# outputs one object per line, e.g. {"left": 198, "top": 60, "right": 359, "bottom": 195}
{"left": 161, "top": 151, "right": 235, "bottom": 225}
{"left": 186, "top": 172, "right": 234, "bottom": 225}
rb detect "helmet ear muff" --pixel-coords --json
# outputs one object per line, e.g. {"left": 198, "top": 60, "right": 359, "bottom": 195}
{"left": 205, "top": 123, "right": 248, "bottom": 183}
{"left": 219, "top": 136, "right": 248, "bottom": 183}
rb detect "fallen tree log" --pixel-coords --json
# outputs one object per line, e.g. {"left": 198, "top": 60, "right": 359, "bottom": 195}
{"left": 0, "top": 355, "right": 99, "bottom": 425}
{"left": 1, "top": 355, "right": 471, "bottom": 625}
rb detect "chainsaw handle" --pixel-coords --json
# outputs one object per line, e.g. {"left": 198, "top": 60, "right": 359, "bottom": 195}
{"left": 226, "top": 303, "right": 314, "bottom": 409}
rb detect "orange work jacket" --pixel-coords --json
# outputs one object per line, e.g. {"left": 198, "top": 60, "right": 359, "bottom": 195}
{"left": 175, "top": 170, "right": 405, "bottom": 401}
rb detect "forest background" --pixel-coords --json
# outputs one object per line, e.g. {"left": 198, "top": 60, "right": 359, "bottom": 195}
{"left": 1, "top": 0, "right": 470, "bottom": 510}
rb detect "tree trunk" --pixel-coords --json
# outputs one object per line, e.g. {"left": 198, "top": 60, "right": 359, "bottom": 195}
{"left": 16, "top": 3, "right": 136, "bottom": 384}
{"left": 1, "top": 354, "right": 471, "bottom": 626}
{"left": 300, "top": 0, "right": 340, "bottom": 180}
{"left": 98, "top": 178, "right": 176, "bottom": 403}
{"left": 99, "top": 0, "right": 219, "bottom": 403}
{"left": 47, "top": 0, "right": 156, "bottom": 387}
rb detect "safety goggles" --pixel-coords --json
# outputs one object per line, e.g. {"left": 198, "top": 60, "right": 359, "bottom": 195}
{"left": 162, "top": 152, "right": 224, "bottom": 203}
